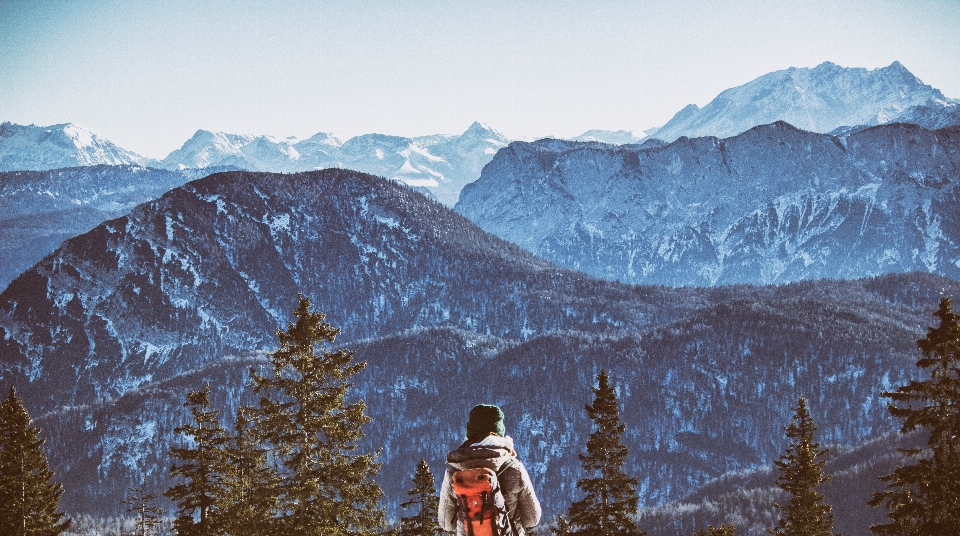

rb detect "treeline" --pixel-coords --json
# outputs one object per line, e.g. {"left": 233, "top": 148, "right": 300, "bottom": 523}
{"left": 2, "top": 297, "right": 959, "bottom": 536}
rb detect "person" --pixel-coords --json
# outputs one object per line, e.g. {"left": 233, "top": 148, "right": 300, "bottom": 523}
{"left": 439, "top": 404, "right": 542, "bottom": 535}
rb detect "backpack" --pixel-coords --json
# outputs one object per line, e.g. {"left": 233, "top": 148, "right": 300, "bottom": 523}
{"left": 451, "top": 459, "right": 518, "bottom": 536}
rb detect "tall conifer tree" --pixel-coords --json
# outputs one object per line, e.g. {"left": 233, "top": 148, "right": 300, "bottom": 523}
{"left": 566, "top": 369, "right": 644, "bottom": 536}
{"left": 0, "top": 386, "right": 71, "bottom": 536}
{"left": 397, "top": 459, "right": 442, "bottom": 536}
{"left": 218, "top": 411, "right": 279, "bottom": 536}
{"left": 769, "top": 397, "right": 836, "bottom": 536}
{"left": 869, "top": 297, "right": 960, "bottom": 535}
{"left": 164, "top": 384, "right": 228, "bottom": 536}
{"left": 249, "top": 294, "right": 384, "bottom": 535}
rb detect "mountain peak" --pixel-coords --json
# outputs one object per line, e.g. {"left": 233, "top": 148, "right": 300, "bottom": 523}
{"left": 651, "top": 61, "right": 948, "bottom": 141}
{"left": 886, "top": 60, "right": 907, "bottom": 71}
{"left": 0, "top": 122, "right": 153, "bottom": 171}
{"left": 462, "top": 121, "right": 508, "bottom": 142}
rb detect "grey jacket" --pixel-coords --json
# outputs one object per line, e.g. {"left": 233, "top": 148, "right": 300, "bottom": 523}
{"left": 438, "top": 435, "right": 542, "bottom": 536}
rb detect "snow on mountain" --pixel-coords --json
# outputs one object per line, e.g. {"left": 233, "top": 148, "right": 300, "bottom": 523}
{"left": 0, "top": 122, "right": 157, "bottom": 171}
{"left": 418, "top": 122, "right": 511, "bottom": 205}
{"left": 3, "top": 166, "right": 958, "bottom": 522}
{"left": 570, "top": 129, "right": 646, "bottom": 144}
{"left": 157, "top": 122, "right": 511, "bottom": 206}
{"left": 160, "top": 130, "right": 260, "bottom": 169}
{"left": 0, "top": 120, "right": 509, "bottom": 206}
{"left": 456, "top": 121, "right": 960, "bottom": 287}
{"left": 651, "top": 61, "right": 954, "bottom": 142}
{"left": 891, "top": 99, "right": 960, "bottom": 130}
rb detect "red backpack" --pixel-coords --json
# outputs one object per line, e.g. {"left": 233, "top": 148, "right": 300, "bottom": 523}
{"left": 451, "top": 460, "right": 518, "bottom": 536}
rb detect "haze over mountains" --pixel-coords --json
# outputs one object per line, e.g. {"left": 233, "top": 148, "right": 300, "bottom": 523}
{"left": 2, "top": 61, "right": 960, "bottom": 534}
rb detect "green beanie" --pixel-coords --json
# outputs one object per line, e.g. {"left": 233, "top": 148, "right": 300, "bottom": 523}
{"left": 466, "top": 404, "right": 505, "bottom": 439}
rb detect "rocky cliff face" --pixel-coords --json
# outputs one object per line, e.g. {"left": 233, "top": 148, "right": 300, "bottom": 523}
{"left": 2, "top": 168, "right": 957, "bottom": 524}
{"left": 652, "top": 62, "right": 954, "bottom": 142}
{"left": 456, "top": 122, "right": 960, "bottom": 287}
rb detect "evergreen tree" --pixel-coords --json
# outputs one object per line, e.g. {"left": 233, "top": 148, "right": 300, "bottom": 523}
{"left": 566, "top": 369, "right": 644, "bottom": 536}
{"left": 164, "top": 384, "right": 228, "bottom": 536}
{"left": 397, "top": 459, "right": 442, "bottom": 536}
{"left": 551, "top": 514, "right": 571, "bottom": 536}
{"left": 0, "top": 386, "right": 71, "bottom": 536}
{"left": 123, "top": 480, "right": 163, "bottom": 536}
{"left": 869, "top": 297, "right": 960, "bottom": 535}
{"left": 217, "top": 410, "right": 279, "bottom": 536}
{"left": 249, "top": 294, "right": 384, "bottom": 535}
{"left": 769, "top": 397, "right": 836, "bottom": 536}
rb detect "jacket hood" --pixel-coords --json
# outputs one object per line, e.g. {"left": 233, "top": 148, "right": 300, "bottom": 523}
{"left": 446, "top": 435, "right": 516, "bottom": 470}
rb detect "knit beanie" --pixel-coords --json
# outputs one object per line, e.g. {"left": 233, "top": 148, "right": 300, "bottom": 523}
{"left": 466, "top": 404, "right": 505, "bottom": 438}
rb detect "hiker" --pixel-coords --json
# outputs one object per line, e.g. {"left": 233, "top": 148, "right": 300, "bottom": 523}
{"left": 439, "top": 404, "right": 542, "bottom": 536}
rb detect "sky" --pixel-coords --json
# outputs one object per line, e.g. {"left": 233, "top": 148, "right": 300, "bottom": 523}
{"left": 2, "top": 0, "right": 959, "bottom": 159}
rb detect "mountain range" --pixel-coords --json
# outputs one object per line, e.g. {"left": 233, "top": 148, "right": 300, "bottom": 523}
{"left": 2, "top": 169, "right": 958, "bottom": 535}
{"left": 456, "top": 121, "right": 960, "bottom": 287}
{"left": 0, "top": 121, "right": 511, "bottom": 207}
{"left": 2, "top": 60, "right": 960, "bottom": 535}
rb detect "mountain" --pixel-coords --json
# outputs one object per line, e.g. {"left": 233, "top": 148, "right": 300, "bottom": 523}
{"left": 0, "top": 121, "right": 509, "bottom": 288}
{"left": 158, "top": 122, "right": 510, "bottom": 206}
{"left": 456, "top": 121, "right": 960, "bottom": 287}
{"left": 651, "top": 62, "right": 955, "bottom": 142}
{"left": 570, "top": 129, "right": 646, "bottom": 144}
{"left": 0, "top": 165, "right": 228, "bottom": 291}
{"left": 0, "top": 122, "right": 158, "bottom": 171}
{"left": 2, "top": 168, "right": 958, "bottom": 526}
{"left": 893, "top": 100, "right": 960, "bottom": 130}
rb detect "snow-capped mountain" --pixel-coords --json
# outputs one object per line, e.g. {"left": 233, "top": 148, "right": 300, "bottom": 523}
{"left": 158, "top": 121, "right": 510, "bottom": 206}
{"left": 2, "top": 167, "right": 956, "bottom": 525}
{"left": 651, "top": 61, "right": 955, "bottom": 142}
{"left": 456, "top": 121, "right": 960, "bottom": 287}
{"left": 570, "top": 129, "right": 646, "bottom": 145}
{"left": 0, "top": 122, "right": 157, "bottom": 171}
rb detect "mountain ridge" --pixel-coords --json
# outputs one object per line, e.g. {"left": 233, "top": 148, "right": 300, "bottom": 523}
{"left": 456, "top": 121, "right": 960, "bottom": 287}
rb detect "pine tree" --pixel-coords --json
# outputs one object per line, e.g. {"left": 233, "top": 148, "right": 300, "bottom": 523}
{"left": 566, "top": 369, "right": 644, "bottom": 536}
{"left": 123, "top": 480, "right": 163, "bottom": 536}
{"left": 217, "top": 410, "right": 279, "bottom": 536}
{"left": 397, "top": 459, "right": 442, "bottom": 536}
{"left": 869, "top": 297, "right": 960, "bottom": 535}
{"left": 0, "top": 386, "right": 71, "bottom": 536}
{"left": 249, "top": 294, "right": 384, "bottom": 535}
{"left": 769, "top": 397, "right": 836, "bottom": 536}
{"left": 164, "top": 384, "right": 228, "bottom": 536}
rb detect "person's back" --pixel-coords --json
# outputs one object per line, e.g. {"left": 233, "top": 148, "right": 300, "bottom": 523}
{"left": 439, "top": 405, "right": 542, "bottom": 536}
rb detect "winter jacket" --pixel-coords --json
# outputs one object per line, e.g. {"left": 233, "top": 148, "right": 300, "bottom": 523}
{"left": 439, "top": 434, "right": 542, "bottom": 536}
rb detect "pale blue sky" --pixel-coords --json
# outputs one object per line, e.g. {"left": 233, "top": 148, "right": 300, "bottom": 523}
{"left": 2, "top": 0, "right": 959, "bottom": 159}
